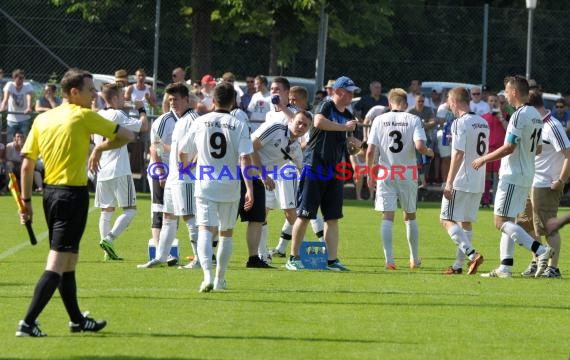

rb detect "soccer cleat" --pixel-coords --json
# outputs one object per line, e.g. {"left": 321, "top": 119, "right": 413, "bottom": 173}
{"left": 213, "top": 278, "right": 227, "bottom": 291}
{"left": 246, "top": 256, "right": 274, "bottom": 268}
{"left": 137, "top": 258, "right": 163, "bottom": 269}
{"left": 443, "top": 266, "right": 463, "bottom": 275}
{"left": 540, "top": 266, "right": 562, "bottom": 278}
{"left": 521, "top": 261, "right": 537, "bottom": 277}
{"left": 269, "top": 248, "right": 287, "bottom": 258}
{"left": 69, "top": 311, "right": 107, "bottom": 333}
{"left": 15, "top": 320, "right": 46, "bottom": 337}
{"left": 99, "top": 239, "right": 123, "bottom": 260}
{"left": 178, "top": 258, "right": 201, "bottom": 269}
{"left": 467, "top": 253, "right": 484, "bottom": 275}
{"left": 480, "top": 268, "right": 512, "bottom": 278}
{"left": 385, "top": 262, "right": 397, "bottom": 270}
{"left": 166, "top": 255, "right": 178, "bottom": 267}
{"left": 285, "top": 257, "right": 304, "bottom": 271}
{"left": 409, "top": 259, "right": 421, "bottom": 269}
{"left": 327, "top": 259, "right": 350, "bottom": 272}
{"left": 535, "top": 246, "right": 554, "bottom": 277}
{"left": 199, "top": 281, "right": 214, "bottom": 293}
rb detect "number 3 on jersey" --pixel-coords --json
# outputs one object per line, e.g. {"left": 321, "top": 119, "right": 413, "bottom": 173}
{"left": 389, "top": 130, "right": 403, "bottom": 153}
{"left": 210, "top": 132, "right": 227, "bottom": 159}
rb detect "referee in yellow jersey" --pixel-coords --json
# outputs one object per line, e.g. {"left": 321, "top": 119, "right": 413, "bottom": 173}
{"left": 15, "top": 69, "right": 135, "bottom": 337}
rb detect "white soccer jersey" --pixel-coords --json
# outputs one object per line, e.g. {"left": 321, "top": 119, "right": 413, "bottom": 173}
{"left": 368, "top": 111, "right": 426, "bottom": 181}
{"left": 264, "top": 106, "right": 303, "bottom": 170}
{"left": 94, "top": 109, "right": 143, "bottom": 181}
{"left": 167, "top": 109, "right": 200, "bottom": 184}
{"left": 365, "top": 105, "right": 388, "bottom": 122}
{"left": 265, "top": 104, "right": 298, "bottom": 125}
{"left": 181, "top": 111, "right": 253, "bottom": 202}
{"left": 150, "top": 111, "right": 177, "bottom": 166}
{"left": 231, "top": 108, "right": 251, "bottom": 133}
{"left": 247, "top": 91, "right": 271, "bottom": 127}
{"left": 533, "top": 112, "right": 570, "bottom": 188}
{"left": 252, "top": 121, "right": 302, "bottom": 169}
{"left": 451, "top": 112, "right": 489, "bottom": 193}
{"left": 436, "top": 103, "right": 451, "bottom": 119}
{"left": 499, "top": 105, "right": 543, "bottom": 186}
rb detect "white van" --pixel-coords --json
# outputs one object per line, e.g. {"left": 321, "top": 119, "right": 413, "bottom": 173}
{"left": 420, "top": 81, "right": 480, "bottom": 98}
{"left": 236, "top": 76, "right": 317, "bottom": 104}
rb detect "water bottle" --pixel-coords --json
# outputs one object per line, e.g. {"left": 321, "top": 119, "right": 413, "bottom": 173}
{"left": 154, "top": 134, "right": 164, "bottom": 157}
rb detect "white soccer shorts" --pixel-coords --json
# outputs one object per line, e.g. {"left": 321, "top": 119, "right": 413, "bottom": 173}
{"left": 265, "top": 170, "right": 297, "bottom": 210}
{"left": 195, "top": 197, "right": 239, "bottom": 231}
{"left": 494, "top": 181, "right": 530, "bottom": 218}
{"left": 95, "top": 175, "right": 136, "bottom": 208}
{"left": 374, "top": 179, "right": 418, "bottom": 213}
{"left": 163, "top": 182, "right": 195, "bottom": 216}
{"left": 440, "top": 190, "right": 482, "bottom": 222}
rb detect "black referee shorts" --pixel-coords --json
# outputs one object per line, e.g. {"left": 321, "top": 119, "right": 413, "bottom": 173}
{"left": 239, "top": 177, "right": 266, "bottom": 222}
{"left": 43, "top": 185, "right": 89, "bottom": 253}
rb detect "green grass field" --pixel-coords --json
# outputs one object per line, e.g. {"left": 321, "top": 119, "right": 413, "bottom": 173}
{"left": 1, "top": 194, "right": 569, "bottom": 359}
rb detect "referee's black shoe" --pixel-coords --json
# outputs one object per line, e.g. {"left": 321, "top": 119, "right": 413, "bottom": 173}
{"left": 69, "top": 311, "right": 107, "bottom": 333}
{"left": 15, "top": 320, "right": 47, "bottom": 337}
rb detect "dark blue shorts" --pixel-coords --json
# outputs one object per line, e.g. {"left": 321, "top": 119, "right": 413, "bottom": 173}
{"left": 296, "top": 167, "right": 344, "bottom": 221}
{"left": 43, "top": 185, "right": 89, "bottom": 253}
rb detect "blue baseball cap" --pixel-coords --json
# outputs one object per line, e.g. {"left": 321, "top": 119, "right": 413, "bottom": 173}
{"left": 333, "top": 76, "right": 360, "bottom": 93}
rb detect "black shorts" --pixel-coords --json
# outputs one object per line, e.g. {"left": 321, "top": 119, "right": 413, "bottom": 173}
{"left": 296, "top": 167, "right": 344, "bottom": 221}
{"left": 239, "top": 177, "right": 266, "bottom": 222}
{"left": 152, "top": 178, "right": 164, "bottom": 204}
{"left": 151, "top": 178, "right": 164, "bottom": 229}
{"left": 43, "top": 185, "right": 89, "bottom": 253}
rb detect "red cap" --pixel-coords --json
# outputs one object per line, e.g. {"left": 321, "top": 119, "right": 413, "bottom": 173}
{"left": 201, "top": 74, "right": 216, "bottom": 85}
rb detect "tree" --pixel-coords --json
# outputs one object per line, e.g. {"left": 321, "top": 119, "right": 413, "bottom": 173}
{"left": 51, "top": 0, "right": 393, "bottom": 79}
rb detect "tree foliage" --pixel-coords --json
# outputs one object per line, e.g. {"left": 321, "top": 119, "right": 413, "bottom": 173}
{"left": 50, "top": 0, "right": 393, "bottom": 77}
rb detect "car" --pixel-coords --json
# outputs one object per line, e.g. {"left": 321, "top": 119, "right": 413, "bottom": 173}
{"left": 27, "top": 79, "right": 47, "bottom": 99}
{"left": 540, "top": 91, "right": 562, "bottom": 110}
{"left": 91, "top": 74, "right": 116, "bottom": 91}
{"left": 422, "top": 81, "right": 561, "bottom": 108}
{"left": 91, "top": 73, "right": 166, "bottom": 112}
{"left": 496, "top": 90, "right": 561, "bottom": 111}
{"left": 236, "top": 76, "right": 317, "bottom": 105}
{"left": 420, "top": 81, "right": 480, "bottom": 99}
{"left": 92, "top": 73, "right": 165, "bottom": 91}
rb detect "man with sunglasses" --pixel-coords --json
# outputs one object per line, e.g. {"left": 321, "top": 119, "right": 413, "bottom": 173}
{"left": 551, "top": 98, "right": 570, "bottom": 139}
{"left": 469, "top": 86, "right": 490, "bottom": 116}
{"left": 240, "top": 76, "right": 256, "bottom": 111}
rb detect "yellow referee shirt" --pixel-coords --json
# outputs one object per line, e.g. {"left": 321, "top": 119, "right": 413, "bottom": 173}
{"left": 22, "top": 103, "right": 119, "bottom": 186}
